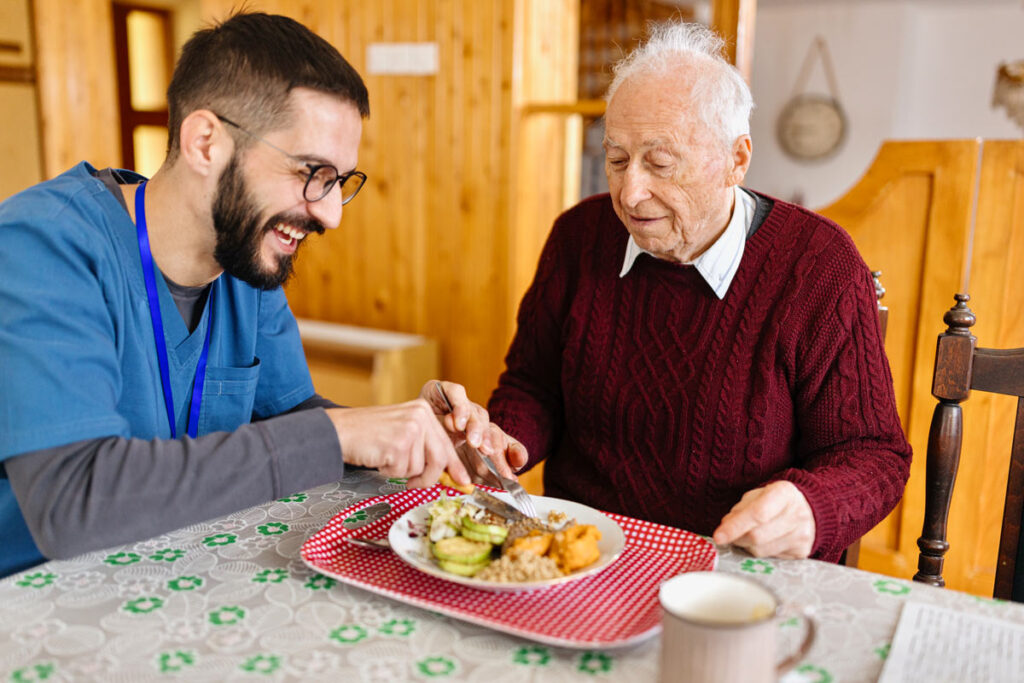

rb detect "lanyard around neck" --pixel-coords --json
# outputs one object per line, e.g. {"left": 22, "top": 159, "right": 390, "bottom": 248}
{"left": 134, "top": 181, "right": 213, "bottom": 439}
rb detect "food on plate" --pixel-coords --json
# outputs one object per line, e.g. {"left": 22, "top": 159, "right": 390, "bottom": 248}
{"left": 550, "top": 524, "right": 601, "bottom": 573}
{"left": 475, "top": 548, "right": 562, "bottom": 582}
{"left": 438, "top": 471, "right": 475, "bottom": 495}
{"left": 508, "top": 529, "right": 553, "bottom": 556}
{"left": 424, "top": 495, "right": 603, "bottom": 583}
{"left": 431, "top": 536, "right": 492, "bottom": 576}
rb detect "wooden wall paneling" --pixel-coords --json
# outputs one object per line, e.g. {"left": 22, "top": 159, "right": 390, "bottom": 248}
{"left": 33, "top": 0, "right": 120, "bottom": 176}
{"left": 507, "top": 0, "right": 580, "bottom": 494}
{"left": 0, "top": 0, "right": 34, "bottom": 69}
{"left": 818, "top": 140, "right": 981, "bottom": 586}
{"left": 198, "top": 1, "right": 521, "bottom": 406}
{"left": 0, "top": 0, "right": 42, "bottom": 200}
{"left": 943, "top": 140, "right": 1024, "bottom": 595}
{"left": 711, "top": 0, "right": 757, "bottom": 79}
{"left": 508, "top": 0, "right": 580, "bottom": 329}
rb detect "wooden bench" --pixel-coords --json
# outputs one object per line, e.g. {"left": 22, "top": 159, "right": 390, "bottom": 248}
{"left": 297, "top": 319, "right": 439, "bottom": 407}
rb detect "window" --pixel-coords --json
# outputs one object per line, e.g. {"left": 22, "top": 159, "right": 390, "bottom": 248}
{"left": 112, "top": 3, "right": 173, "bottom": 175}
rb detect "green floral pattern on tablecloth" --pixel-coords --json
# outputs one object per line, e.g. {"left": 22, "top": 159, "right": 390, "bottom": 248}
{"left": 740, "top": 558, "right": 774, "bottom": 574}
{"left": 239, "top": 654, "right": 281, "bottom": 675}
{"left": 577, "top": 652, "right": 612, "bottom": 674}
{"left": 202, "top": 533, "right": 237, "bottom": 547}
{"left": 9, "top": 663, "right": 55, "bottom": 682}
{"left": 167, "top": 576, "right": 203, "bottom": 592}
{"left": 329, "top": 625, "right": 368, "bottom": 644}
{"left": 343, "top": 510, "right": 368, "bottom": 525}
{"left": 157, "top": 650, "right": 196, "bottom": 673}
{"left": 513, "top": 646, "right": 551, "bottom": 666}
{"left": 256, "top": 522, "right": 289, "bottom": 536}
{"left": 872, "top": 579, "right": 910, "bottom": 596}
{"left": 15, "top": 572, "right": 56, "bottom": 589}
{"left": 149, "top": 548, "right": 185, "bottom": 562}
{"left": 4, "top": 478, "right": 1024, "bottom": 682}
{"left": 305, "top": 574, "right": 336, "bottom": 590}
{"left": 795, "top": 664, "right": 833, "bottom": 683}
{"left": 124, "top": 596, "right": 165, "bottom": 614}
{"left": 252, "top": 568, "right": 288, "bottom": 584}
{"left": 416, "top": 656, "right": 456, "bottom": 677}
{"left": 209, "top": 606, "right": 245, "bottom": 626}
{"left": 378, "top": 618, "right": 415, "bottom": 636}
{"left": 104, "top": 551, "right": 141, "bottom": 566}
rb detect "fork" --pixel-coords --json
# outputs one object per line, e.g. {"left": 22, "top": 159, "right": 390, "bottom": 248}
{"left": 434, "top": 381, "right": 538, "bottom": 518}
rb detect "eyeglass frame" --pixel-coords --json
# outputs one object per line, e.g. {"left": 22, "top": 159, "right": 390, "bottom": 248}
{"left": 215, "top": 114, "right": 366, "bottom": 205}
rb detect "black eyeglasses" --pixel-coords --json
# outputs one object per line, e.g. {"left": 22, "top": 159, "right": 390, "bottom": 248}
{"left": 216, "top": 115, "right": 367, "bottom": 205}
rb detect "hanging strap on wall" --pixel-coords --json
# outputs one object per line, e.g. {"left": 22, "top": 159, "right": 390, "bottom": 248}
{"left": 790, "top": 36, "right": 843, "bottom": 102}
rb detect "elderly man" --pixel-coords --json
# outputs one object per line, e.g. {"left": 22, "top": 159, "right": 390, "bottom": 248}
{"left": 487, "top": 22, "right": 911, "bottom": 561}
{"left": 0, "top": 12, "right": 512, "bottom": 577}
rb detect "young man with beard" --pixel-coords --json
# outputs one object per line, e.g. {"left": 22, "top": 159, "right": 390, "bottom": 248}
{"left": 0, "top": 13, "right": 516, "bottom": 577}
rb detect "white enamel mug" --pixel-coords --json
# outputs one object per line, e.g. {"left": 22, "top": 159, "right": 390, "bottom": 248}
{"left": 658, "top": 571, "right": 815, "bottom": 683}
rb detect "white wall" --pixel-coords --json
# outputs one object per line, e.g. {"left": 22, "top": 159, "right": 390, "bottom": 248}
{"left": 746, "top": 0, "right": 1024, "bottom": 208}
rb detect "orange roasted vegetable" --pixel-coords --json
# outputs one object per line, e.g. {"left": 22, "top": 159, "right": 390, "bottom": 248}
{"left": 438, "top": 471, "right": 475, "bottom": 495}
{"left": 549, "top": 524, "right": 601, "bottom": 573}
{"left": 510, "top": 529, "right": 553, "bottom": 556}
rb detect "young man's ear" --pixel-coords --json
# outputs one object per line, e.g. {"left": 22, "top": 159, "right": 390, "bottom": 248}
{"left": 177, "top": 110, "right": 234, "bottom": 177}
{"left": 727, "top": 135, "right": 752, "bottom": 187}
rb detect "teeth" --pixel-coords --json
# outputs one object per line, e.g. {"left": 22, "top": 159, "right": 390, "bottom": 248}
{"left": 275, "top": 223, "right": 307, "bottom": 241}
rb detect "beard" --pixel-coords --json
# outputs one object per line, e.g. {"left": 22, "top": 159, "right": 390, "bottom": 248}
{"left": 211, "top": 156, "right": 325, "bottom": 290}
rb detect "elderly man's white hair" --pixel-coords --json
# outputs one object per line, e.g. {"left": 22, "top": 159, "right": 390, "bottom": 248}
{"left": 606, "top": 21, "right": 754, "bottom": 149}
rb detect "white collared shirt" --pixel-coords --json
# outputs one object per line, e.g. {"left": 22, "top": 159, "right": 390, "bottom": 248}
{"left": 619, "top": 186, "right": 756, "bottom": 299}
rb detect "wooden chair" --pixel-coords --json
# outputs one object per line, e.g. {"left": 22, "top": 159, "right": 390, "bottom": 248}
{"left": 913, "top": 294, "right": 1024, "bottom": 601}
{"left": 839, "top": 270, "right": 890, "bottom": 568}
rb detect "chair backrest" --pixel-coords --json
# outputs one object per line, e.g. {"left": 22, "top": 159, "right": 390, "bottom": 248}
{"left": 839, "top": 270, "right": 890, "bottom": 568}
{"left": 913, "top": 294, "right": 1024, "bottom": 601}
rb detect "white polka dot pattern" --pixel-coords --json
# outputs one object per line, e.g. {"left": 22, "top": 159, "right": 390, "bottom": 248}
{"left": 301, "top": 486, "right": 718, "bottom": 648}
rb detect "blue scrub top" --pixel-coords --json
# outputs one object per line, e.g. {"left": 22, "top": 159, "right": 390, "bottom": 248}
{"left": 0, "top": 162, "right": 315, "bottom": 572}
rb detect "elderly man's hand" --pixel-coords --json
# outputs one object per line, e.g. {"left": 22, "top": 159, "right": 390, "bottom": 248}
{"left": 711, "top": 481, "right": 816, "bottom": 559}
{"left": 421, "top": 380, "right": 529, "bottom": 482}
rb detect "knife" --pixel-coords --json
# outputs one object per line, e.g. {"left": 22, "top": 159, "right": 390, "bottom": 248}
{"left": 471, "top": 487, "right": 528, "bottom": 522}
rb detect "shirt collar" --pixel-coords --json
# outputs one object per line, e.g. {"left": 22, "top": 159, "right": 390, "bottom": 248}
{"left": 619, "top": 186, "right": 755, "bottom": 299}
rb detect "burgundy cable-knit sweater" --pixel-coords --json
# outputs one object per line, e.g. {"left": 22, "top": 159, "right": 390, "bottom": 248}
{"left": 488, "top": 192, "right": 912, "bottom": 561}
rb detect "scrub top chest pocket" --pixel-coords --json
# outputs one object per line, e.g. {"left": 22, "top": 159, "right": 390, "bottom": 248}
{"left": 198, "top": 358, "right": 262, "bottom": 434}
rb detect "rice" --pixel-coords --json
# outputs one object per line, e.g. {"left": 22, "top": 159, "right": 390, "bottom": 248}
{"left": 474, "top": 549, "right": 564, "bottom": 582}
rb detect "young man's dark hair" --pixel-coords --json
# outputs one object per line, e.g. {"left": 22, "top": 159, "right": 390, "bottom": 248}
{"left": 165, "top": 12, "right": 370, "bottom": 160}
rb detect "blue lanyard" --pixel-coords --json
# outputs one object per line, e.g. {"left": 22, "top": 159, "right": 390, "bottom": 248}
{"left": 134, "top": 181, "right": 213, "bottom": 439}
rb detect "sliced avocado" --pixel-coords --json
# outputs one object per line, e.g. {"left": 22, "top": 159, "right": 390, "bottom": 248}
{"left": 432, "top": 536, "right": 492, "bottom": 564}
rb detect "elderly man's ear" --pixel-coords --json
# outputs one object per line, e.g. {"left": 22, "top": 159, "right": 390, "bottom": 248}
{"left": 727, "top": 135, "right": 753, "bottom": 186}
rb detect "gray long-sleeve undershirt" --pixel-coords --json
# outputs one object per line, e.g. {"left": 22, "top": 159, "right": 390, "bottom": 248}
{"left": 3, "top": 169, "right": 346, "bottom": 561}
{"left": 6, "top": 397, "right": 343, "bottom": 560}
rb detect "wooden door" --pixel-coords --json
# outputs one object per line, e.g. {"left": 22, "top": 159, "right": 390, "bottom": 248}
{"left": 820, "top": 139, "right": 1024, "bottom": 597}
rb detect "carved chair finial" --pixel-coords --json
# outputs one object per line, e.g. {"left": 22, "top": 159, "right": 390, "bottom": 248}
{"left": 944, "top": 293, "right": 975, "bottom": 335}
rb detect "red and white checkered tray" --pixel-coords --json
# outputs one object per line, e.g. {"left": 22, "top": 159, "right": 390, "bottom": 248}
{"left": 301, "top": 487, "right": 718, "bottom": 649}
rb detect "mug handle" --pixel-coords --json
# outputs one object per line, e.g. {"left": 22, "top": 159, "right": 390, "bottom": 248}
{"left": 776, "top": 609, "right": 816, "bottom": 675}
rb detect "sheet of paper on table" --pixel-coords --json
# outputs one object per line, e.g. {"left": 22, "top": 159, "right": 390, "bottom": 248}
{"left": 878, "top": 601, "right": 1024, "bottom": 683}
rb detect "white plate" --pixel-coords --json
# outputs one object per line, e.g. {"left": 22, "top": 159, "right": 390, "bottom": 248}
{"left": 387, "top": 492, "right": 626, "bottom": 592}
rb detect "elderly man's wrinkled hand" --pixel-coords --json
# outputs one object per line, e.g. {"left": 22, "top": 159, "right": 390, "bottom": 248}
{"left": 711, "top": 481, "right": 816, "bottom": 559}
{"left": 420, "top": 380, "right": 529, "bottom": 481}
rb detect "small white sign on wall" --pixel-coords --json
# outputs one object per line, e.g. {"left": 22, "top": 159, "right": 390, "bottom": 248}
{"left": 366, "top": 43, "right": 439, "bottom": 76}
